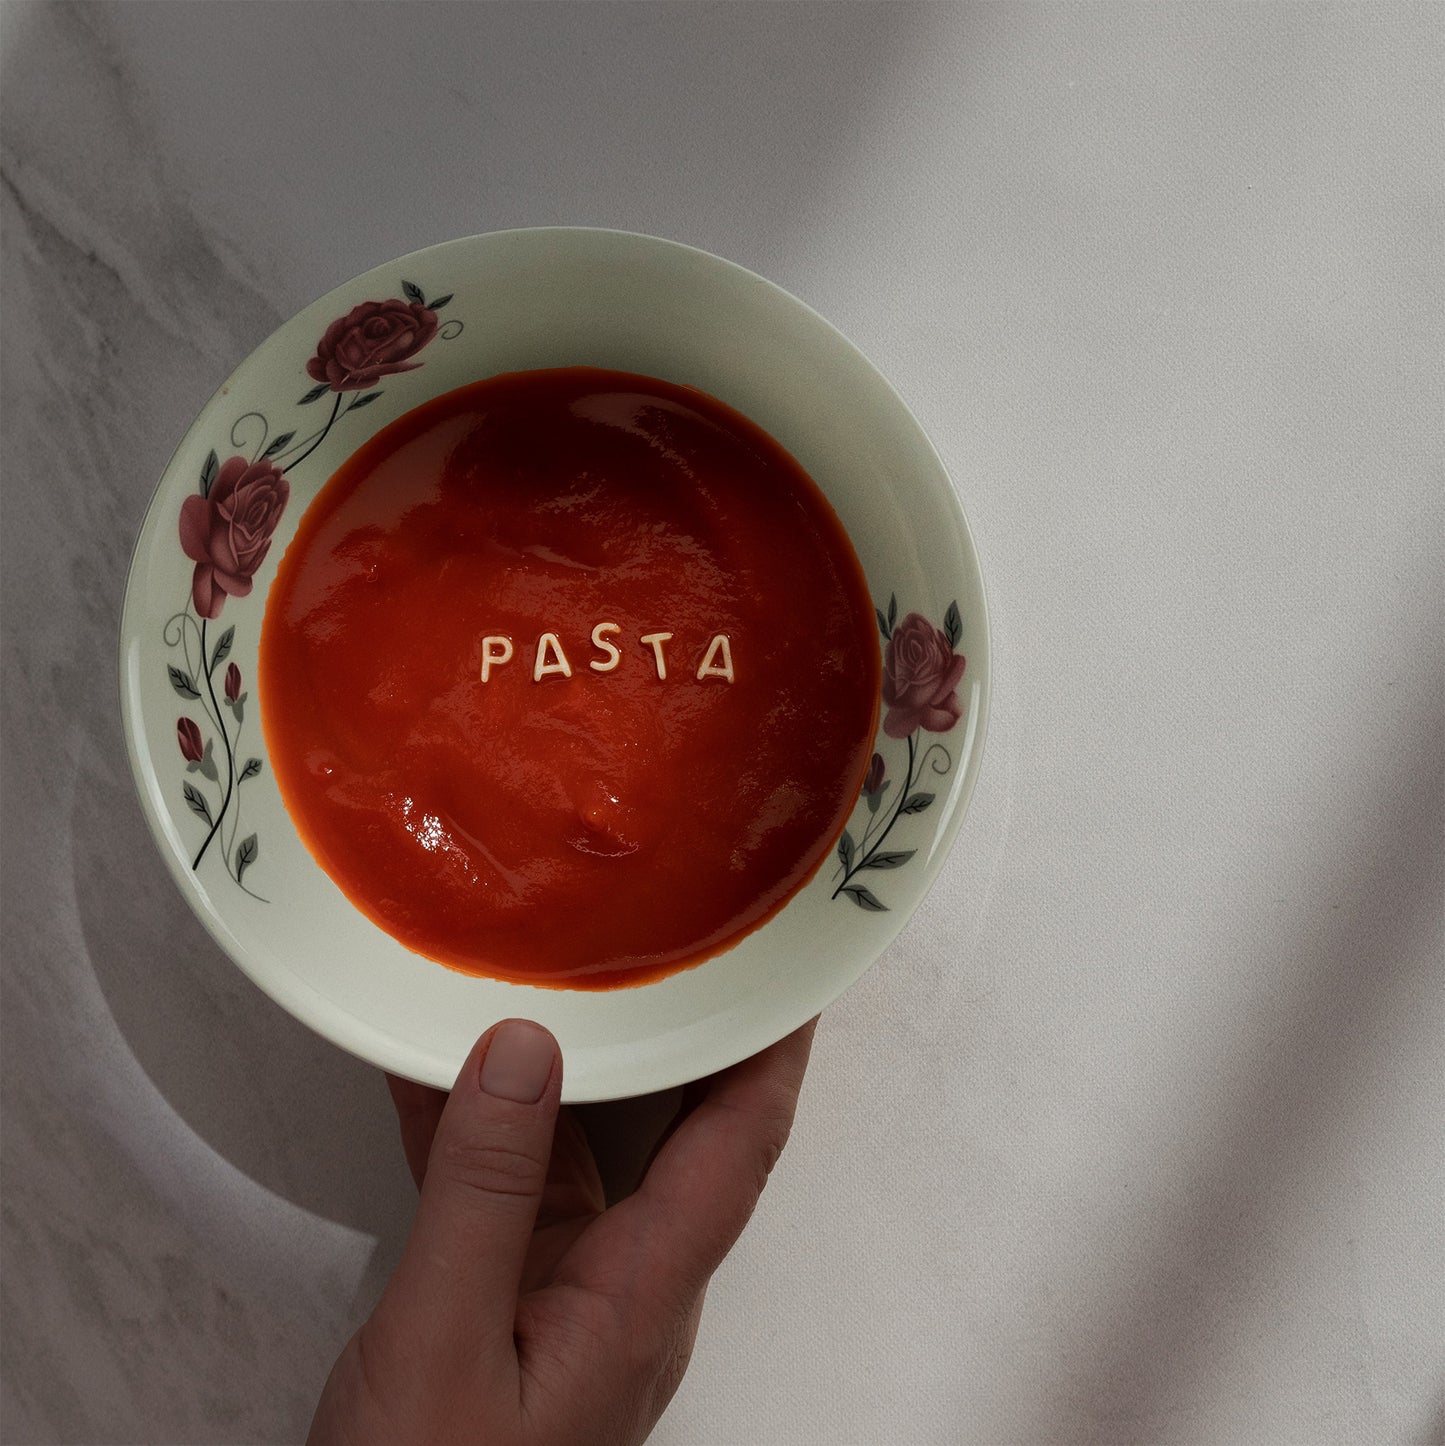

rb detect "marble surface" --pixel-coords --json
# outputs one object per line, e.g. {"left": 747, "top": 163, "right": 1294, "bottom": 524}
{"left": 2, "top": 3, "right": 1441, "bottom": 1443}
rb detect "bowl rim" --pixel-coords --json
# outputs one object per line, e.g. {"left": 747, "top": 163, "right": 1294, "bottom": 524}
{"left": 117, "top": 225, "right": 992, "bottom": 1098}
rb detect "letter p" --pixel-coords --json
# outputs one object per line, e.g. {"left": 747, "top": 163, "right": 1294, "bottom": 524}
{"left": 480, "top": 635, "right": 514, "bottom": 682}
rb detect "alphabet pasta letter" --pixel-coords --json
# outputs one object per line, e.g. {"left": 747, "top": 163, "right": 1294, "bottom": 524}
{"left": 640, "top": 631, "right": 674, "bottom": 680}
{"left": 480, "top": 636, "right": 513, "bottom": 682}
{"left": 534, "top": 632, "right": 573, "bottom": 681}
{"left": 590, "top": 621, "right": 622, "bottom": 672}
{"left": 696, "top": 634, "right": 735, "bottom": 683}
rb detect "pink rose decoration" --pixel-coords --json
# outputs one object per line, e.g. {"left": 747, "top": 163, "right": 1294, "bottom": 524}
{"left": 306, "top": 298, "right": 438, "bottom": 393}
{"left": 882, "top": 613, "right": 966, "bottom": 739}
{"left": 225, "top": 663, "right": 242, "bottom": 703}
{"left": 177, "top": 716, "right": 204, "bottom": 764}
{"left": 179, "top": 456, "right": 290, "bottom": 620}
{"left": 862, "top": 752, "right": 887, "bottom": 797}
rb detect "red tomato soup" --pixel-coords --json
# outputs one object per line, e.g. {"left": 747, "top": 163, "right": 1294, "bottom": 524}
{"left": 261, "top": 368, "right": 880, "bottom": 988}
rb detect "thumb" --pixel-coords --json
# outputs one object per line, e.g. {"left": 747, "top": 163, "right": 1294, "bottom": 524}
{"left": 379, "top": 1019, "right": 562, "bottom": 1358}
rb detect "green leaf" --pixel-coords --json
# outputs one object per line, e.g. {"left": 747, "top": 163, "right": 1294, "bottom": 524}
{"left": 861, "top": 849, "right": 915, "bottom": 870}
{"left": 200, "top": 449, "right": 218, "bottom": 497}
{"left": 875, "top": 607, "right": 891, "bottom": 640}
{"left": 198, "top": 738, "right": 219, "bottom": 783}
{"left": 401, "top": 279, "right": 425, "bottom": 304}
{"left": 900, "top": 792, "right": 935, "bottom": 814}
{"left": 239, "top": 757, "right": 262, "bottom": 782}
{"left": 182, "top": 782, "right": 212, "bottom": 824}
{"left": 299, "top": 383, "right": 331, "bottom": 404}
{"left": 263, "top": 430, "right": 295, "bottom": 459}
{"left": 426, "top": 292, "right": 453, "bottom": 310}
{"left": 840, "top": 884, "right": 888, "bottom": 912}
{"left": 168, "top": 665, "right": 201, "bottom": 700}
{"left": 837, "top": 829, "right": 855, "bottom": 872}
{"left": 235, "top": 833, "right": 259, "bottom": 881}
{"left": 347, "top": 390, "right": 383, "bottom": 412}
{"left": 888, "top": 593, "right": 897, "bottom": 629}
{"left": 865, "top": 780, "right": 890, "bottom": 814}
{"left": 944, "top": 600, "right": 962, "bottom": 650}
{"left": 209, "top": 625, "right": 234, "bottom": 672}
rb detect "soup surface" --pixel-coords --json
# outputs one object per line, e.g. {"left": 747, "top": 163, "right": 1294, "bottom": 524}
{"left": 261, "top": 368, "right": 880, "bottom": 987}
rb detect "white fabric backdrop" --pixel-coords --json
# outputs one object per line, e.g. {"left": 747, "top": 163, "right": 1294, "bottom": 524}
{"left": 2, "top": 4, "right": 1440, "bottom": 1443}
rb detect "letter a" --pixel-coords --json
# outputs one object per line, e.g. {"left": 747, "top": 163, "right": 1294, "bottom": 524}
{"left": 696, "top": 634, "right": 735, "bottom": 683}
{"left": 534, "top": 632, "right": 573, "bottom": 682}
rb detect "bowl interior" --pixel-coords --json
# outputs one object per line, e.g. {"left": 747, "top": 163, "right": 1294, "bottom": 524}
{"left": 120, "top": 228, "right": 989, "bottom": 1099}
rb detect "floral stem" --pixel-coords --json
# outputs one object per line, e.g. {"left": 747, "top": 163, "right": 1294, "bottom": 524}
{"left": 191, "top": 617, "right": 236, "bottom": 871}
{"left": 857, "top": 790, "right": 888, "bottom": 858}
{"left": 283, "top": 392, "right": 342, "bottom": 474}
{"left": 832, "top": 779, "right": 888, "bottom": 882}
{"left": 833, "top": 734, "right": 915, "bottom": 897}
{"left": 223, "top": 712, "right": 242, "bottom": 861}
{"left": 168, "top": 603, "right": 221, "bottom": 737}
{"left": 232, "top": 874, "right": 269, "bottom": 905}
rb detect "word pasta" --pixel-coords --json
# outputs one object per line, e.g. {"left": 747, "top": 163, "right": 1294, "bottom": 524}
{"left": 480, "top": 626, "right": 735, "bottom": 683}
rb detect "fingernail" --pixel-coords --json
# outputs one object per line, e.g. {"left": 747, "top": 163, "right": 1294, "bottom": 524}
{"left": 480, "top": 1020, "right": 556, "bottom": 1103}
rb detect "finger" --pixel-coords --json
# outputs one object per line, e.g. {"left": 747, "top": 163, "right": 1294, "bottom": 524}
{"left": 385, "top": 1074, "right": 447, "bottom": 1189}
{"left": 540, "top": 1108, "right": 606, "bottom": 1229}
{"left": 576, "top": 1085, "right": 687, "bottom": 1204}
{"left": 598, "top": 1019, "right": 817, "bottom": 1313}
{"left": 379, "top": 1019, "right": 562, "bottom": 1358}
{"left": 521, "top": 1110, "right": 607, "bottom": 1295}
{"left": 640, "top": 1079, "right": 708, "bottom": 1181}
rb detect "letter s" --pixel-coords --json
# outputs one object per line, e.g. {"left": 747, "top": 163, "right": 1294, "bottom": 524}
{"left": 590, "top": 621, "right": 622, "bottom": 673}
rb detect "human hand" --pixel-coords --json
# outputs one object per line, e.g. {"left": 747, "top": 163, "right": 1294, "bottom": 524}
{"left": 308, "top": 1016, "right": 817, "bottom": 1446}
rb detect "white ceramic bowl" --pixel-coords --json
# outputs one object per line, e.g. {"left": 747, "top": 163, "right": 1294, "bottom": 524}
{"left": 120, "top": 228, "right": 989, "bottom": 1100}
